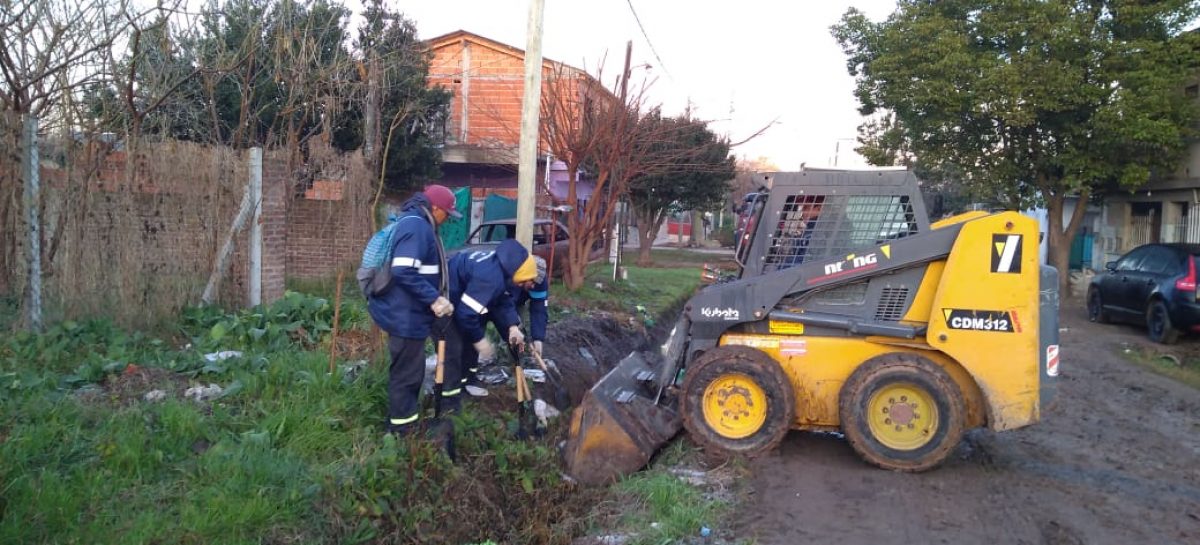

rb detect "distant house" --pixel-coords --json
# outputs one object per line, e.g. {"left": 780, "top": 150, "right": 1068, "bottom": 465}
{"left": 1032, "top": 78, "right": 1200, "bottom": 271}
{"left": 424, "top": 30, "right": 611, "bottom": 227}
{"left": 1086, "top": 79, "right": 1200, "bottom": 268}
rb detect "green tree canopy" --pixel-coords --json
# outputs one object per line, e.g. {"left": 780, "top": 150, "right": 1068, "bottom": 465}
{"left": 833, "top": 0, "right": 1200, "bottom": 291}
{"left": 628, "top": 111, "right": 736, "bottom": 265}
{"left": 80, "top": 0, "right": 450, "bottom": 192}
{"left": 357, "top": 0, "right": 453, "bottom": 191}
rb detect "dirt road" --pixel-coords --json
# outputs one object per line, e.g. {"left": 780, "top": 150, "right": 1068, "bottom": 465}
{"left": 738, "top": 303, "right": 1200, "bottom": 545}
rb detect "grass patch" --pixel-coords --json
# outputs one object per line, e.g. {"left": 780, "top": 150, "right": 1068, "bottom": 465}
{"left": 0, "top": 257, "right": 720, "bottom": 544}
{"left": 1118, "top": 344, "right": 1200, "bottom": 390}
{"left": 628, "top": 247, "right": 734, "bottom": 268}
{"left": 607, "top": 440, "right": 740, "bottom": 545}
{"left": 616, "top": 472, "right": 718, "bottom": 544}
{"left": 550, "top": 260, "right": 703, "bottom": 324}
{"left": 288, "top": 272, "right": 364, "bottom": 304}
{"left": 0, "top": 292, "right": 606, "bottom": 544}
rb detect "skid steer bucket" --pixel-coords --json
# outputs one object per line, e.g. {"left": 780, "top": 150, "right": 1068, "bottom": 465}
{"left": 563, "top": 351, "right": 682, "bottom": 485}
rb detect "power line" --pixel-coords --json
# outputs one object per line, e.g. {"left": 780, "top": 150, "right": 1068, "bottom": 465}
{"left": 624, "top": 0, "right": 670, "bottom": 79}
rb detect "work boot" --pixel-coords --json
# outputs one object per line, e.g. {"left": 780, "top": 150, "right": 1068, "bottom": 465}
{"left": 385, "top": 422, "right": 420, "bottom": 439}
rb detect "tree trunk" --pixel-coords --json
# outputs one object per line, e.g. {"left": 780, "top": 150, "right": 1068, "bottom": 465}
{"left": 1045, "top": 190, "right": 1089, "bottom": 300}
{"left": 635, "top": 212, "right": 659, "bottom": 266}
{"left": 691, "top": 211, "right": 704, "bottom": 246}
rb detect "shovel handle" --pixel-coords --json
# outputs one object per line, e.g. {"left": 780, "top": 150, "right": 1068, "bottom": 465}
{"left": 514, "top": 365, "right": 527, "bottom": 403}
{"left": 530, "top": 348, "right": 562, "bottom": 381}
{"left": 436, "top": 339, "right": 445, "bottom": 384}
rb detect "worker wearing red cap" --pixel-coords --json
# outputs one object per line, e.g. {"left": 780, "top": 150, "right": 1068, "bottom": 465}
{"left": 366, "top": 184, "right": 461, "bottom": 436}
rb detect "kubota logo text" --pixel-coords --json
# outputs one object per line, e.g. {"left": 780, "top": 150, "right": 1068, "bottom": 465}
{"left": 700, "top": 307, "right": 740, "bottom": 320}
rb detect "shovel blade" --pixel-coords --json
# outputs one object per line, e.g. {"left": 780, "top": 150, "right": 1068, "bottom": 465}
{"left": 426, "top": 418, "right": 456, "bottom": 462}
{"left": 562, "top": 352, "right": 682, "bottom": 486}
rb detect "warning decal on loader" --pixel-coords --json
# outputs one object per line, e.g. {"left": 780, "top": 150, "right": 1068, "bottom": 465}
{"left": 1046, "top": 344, "right": 1060, "bottom": 377}
{"left": 991, "top": 234, "right": 1022, "bottom": 273}
{"left": 942, "top": 308, "right": 1017, "bottom": 333}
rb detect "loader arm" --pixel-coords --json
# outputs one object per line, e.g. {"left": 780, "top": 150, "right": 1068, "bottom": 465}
{"left": 679, "top": 222, "right": 965, "bottom": 368}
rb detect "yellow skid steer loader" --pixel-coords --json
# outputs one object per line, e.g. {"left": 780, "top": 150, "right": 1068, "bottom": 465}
{"left": 564, "top": 169, "right": 1059, "bottom": 484}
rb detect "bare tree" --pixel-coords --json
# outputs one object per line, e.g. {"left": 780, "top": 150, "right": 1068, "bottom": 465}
{"left": 539, "top": 53, "right": 688, "bottom": 290}
{"left": 0, "top": 0, "right": 157, "bottom": 304}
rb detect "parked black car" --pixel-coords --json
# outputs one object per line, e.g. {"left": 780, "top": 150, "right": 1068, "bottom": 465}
{"left": 1087, "top": 243, "right": 1200, "bottom": 343}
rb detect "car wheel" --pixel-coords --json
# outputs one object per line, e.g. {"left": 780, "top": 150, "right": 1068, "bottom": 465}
{"left": 1146, "top": 300, "right": 1180, "bottom": 344}
{"left": 1087, "top": 289, "right": 1108, "bottom": 323}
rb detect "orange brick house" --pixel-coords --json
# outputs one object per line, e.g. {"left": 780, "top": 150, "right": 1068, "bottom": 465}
{"left": 424, "top": 30, "right": 610, "bottom": 213}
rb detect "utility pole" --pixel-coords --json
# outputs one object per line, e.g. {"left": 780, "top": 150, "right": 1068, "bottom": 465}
{"left": 515, "top": 0, "right": 546, "bottom": 250}
{"left": 611, "top": 41, "right": 633, "bottom": 281}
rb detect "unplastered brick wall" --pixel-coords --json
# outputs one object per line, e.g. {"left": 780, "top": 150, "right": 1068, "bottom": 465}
{"left": 280, "top": 148, "right": 372, "bottom": 280}
{"left": 4, "top": 138, "right": 371, "bottom": 328}
{"left": 42, "top": 141, "right": 249, "bottom": 327}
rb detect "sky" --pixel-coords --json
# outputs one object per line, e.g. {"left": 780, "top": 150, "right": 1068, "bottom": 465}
{"left": 388, "top": 0, "right": 901, "bottom": 170}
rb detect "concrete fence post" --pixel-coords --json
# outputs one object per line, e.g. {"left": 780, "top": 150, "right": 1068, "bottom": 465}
{"left": 21, "top": 115, "right": 42, "bottom": 332}
{"left": 248, "top": 147, "right": 263, "bottom": 306}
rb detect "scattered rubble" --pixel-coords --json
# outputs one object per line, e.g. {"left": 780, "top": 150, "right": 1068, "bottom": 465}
{"left": 203, "top": 351, "right": 242, "bottom": 362}
{"left": 184, "top": 383, "right": 224, "bottom": 402}
{"left": 143, "top": 390, "right": 167, "bottom": 402}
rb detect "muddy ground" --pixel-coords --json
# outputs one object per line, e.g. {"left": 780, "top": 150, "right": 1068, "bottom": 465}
{"left": 738, "top": 302, "right": 1200, "bottom": 545}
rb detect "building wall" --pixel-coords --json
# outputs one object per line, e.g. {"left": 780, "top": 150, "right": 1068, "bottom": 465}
{"left": 426, "top": 32, "right": 593, "bottom": 158}
{"left": 428, "top": 38, "right": 531, "bottom": 148}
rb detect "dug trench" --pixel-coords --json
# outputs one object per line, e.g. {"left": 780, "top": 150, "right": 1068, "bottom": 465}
{"left": 469, "top": 302, "right": 682, "bottom": 428}
{"left": 401, "top": 302, "right": 694, "bottom": 545}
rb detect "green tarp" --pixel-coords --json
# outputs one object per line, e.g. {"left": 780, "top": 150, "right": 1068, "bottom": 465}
{"left": 439, "top": 187, "right": 472, "bottom": 251}
{"left": 483, "top": 193, "right": 517, "bottom": 222}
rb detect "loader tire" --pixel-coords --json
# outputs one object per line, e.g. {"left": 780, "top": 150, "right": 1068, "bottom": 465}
{"left": 839, "top": 353, "right": 965, "bottom": 472}
{"left": 681, "top": 346, "right": 794, "bottom": 458}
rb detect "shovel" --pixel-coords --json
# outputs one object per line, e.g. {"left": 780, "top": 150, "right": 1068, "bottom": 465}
{"left": 529, "top": 347, "right": 572, "bottom": 410}
{"left": 428, "top": 332, "right": 456, "bottom": 461}
{"left": 508, "top": 344, "right": 543, "bottom": 439}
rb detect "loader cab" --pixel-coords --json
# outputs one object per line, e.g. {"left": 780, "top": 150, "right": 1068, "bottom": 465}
{"left": 737, "top": 170, "right": 930, "bottom": 278}
{"left": 734, "top": 191, "right": 770, "bottom": 266}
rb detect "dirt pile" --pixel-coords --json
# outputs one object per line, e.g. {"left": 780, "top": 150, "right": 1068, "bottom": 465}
{"left": 536, "top": 304, "right": 684, "bottom": 407}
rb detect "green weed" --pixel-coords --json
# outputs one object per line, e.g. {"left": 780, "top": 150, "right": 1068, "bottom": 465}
{"left": 615, "top": 470, "right": 720, "bottom": 545}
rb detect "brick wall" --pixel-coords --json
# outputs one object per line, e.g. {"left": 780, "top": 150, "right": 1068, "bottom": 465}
{"left": 280, "top": 149, "right": 372, "bottom": 280}
{"left": 428, "top": 34, "right": 566, "bottom": 151}
{"left": 37, "top": 142, "right": 248, "bottom": 326}
{"left": 3, "top": 139, "right": 372, "bottom": 327}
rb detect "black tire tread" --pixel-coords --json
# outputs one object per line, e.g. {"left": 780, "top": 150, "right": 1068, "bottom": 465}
{"left": 681, "top": 345, "right": 795, "bottom": 458}
{"left": 1088, "top": 288, "right": 1109, "bottom": 324}
{"left": 1147, "top": 300, "right": 1179, "bottom": 344}
{"left": 838, "top": 352, "right": 966, "bottom": 472}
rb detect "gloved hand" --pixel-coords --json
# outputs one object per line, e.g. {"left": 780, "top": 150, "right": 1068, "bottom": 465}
{"left": 430, "top": 296, "right": 453, "bottom": 318}
{"left": 473, "top": 337, "right": 496, "bottom": 363}
{"left": 532, "top": 340, "right": 543, "bottom": 356}
{"left": 508, "top": 325, "right": 525, "bottom": 347}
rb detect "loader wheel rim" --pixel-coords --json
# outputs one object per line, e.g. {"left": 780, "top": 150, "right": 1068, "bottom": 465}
{"left": 702, "top": 373, "right": 768, "bottom": 439}
{"left": 866, "top": 382, "right": 939, "bottom": 451}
